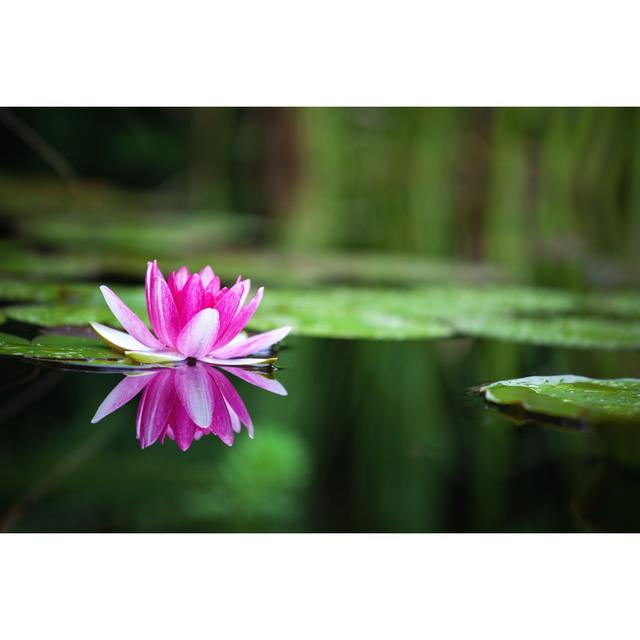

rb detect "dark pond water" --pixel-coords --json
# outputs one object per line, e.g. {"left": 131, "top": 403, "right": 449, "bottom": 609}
{"left": 1, "top": 335, "right": 639, "bottom": 532}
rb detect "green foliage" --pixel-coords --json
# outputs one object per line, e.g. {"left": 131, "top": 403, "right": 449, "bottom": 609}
{"left": 477, "top": 375, "right": 640, "bottom": 424}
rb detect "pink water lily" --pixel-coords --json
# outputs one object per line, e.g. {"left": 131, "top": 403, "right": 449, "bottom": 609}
{"left": 92, "top": 363, "right": 287, "bottom": 450}
{"left": 90, "top": 261, "right": 291, "bottom": 366}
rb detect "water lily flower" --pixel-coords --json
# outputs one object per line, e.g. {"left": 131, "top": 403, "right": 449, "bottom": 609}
{"left": 92, "top": 363, "right": 287, "bottom": 450}
{"left": 90, "top": 261, "right": 291, "bottom": 366}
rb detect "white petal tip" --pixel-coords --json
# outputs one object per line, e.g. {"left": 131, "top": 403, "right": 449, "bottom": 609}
{"left": 91, "top": 321, "right": 150, "bottom": 353}
{"left": 200, "top": 356, "right": 277, "bottom": 366}
{"left": 125, "top": 350, "right": 186, "bottom": 364}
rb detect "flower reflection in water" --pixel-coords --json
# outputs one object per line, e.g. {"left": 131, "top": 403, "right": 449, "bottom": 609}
{"left": 91, "top": 363, "right": 287, "bottom": 450}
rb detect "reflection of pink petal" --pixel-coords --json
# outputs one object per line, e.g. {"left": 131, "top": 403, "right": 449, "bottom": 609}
{"left": 228, "top": 403, "right": 241, "bottom": 434}
{"left": 174, "top": 365, "right": 214, "bottom": 428}
{"left": 138, "top": 371, "right": 176, "bottom": 448}
{"left": 170, "top": 400, "right": 197, "bottom": 451}
{"left": 146, "top": 260, "right": 181, "bottom": 348}
{"left": 222, "top": 366, "right": 288, "bottom": 396}
{"left": 208, "top": 368, "right": 253, "bottom": 431}
{"left": 92, "top": 373, "right": 157, "bottom": 423}
{"left": 210, "top": 326, "right": 291, "bottom": 359}
{"left": 208, "top": 374, "right": 234, "bottom": 446}
{"left": 227, "top": 400, "right": 253, "bottom": 438}
{"left": 176, "top": 308, "right": 219, "bottom": 358}
{"left": 99, "top": 285, "right": 162, "bottom": 349}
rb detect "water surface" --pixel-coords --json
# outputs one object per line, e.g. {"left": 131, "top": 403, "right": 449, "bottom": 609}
{"left": 1, "top": 335, "right": 638, "bottom": 532}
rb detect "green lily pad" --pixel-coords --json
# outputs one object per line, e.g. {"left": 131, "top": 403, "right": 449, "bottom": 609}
{"left": 3, "top": 284, "right": 640, "bottom": 346}
{"left": 4, "top": 304, "right": 121, "bottom": 327}
{"left": 476, "top": 375, "right": 640, "bottom": 425}
{"left": 0, "top": 331, "right": 158, "bottom": 370}
{"left": 1, "top": 287, "right": 146, "bottom": 327}
{"left": 0, "top": 279, "right": 144, "bottom": 306}
{"left": 2, "top": 294, "right": 454, "bottom": 341}
{"left": 0, "top": 331, "right": 113, "bottom": 359}
{"left": 254, "top": 288, "right": 455, "bottom": 340}
{"left": 253, "top": 287, "right": 640, "bottom": 346}
{"left": 453, "top": 315, "right": 640, "bottom": 349}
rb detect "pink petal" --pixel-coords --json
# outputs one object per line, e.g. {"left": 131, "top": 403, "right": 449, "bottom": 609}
{"left": 208, "top": 374, "right": 234, "bottom": 445}
{"left": 221, "top": 366, "right": 288, "bottom": 396}
{"left": 99, "top": 286, "right": 163, "bottom": 349}
{"left": 177, "top": 273, "right": 205, "bottom": 325}
{"left": 208, "top": 368, "right": 253, "bottom": 431}
{"left": 211, "top": 276, "right": 221, "bottom": 296}
{"left": 91, "top": 321, "right": 150, "bottom": 353}
{"left": 238, "top": 278, "right": 251, "bottom": 309}
{"left": 199, "top": 266, "right": 215, "bottom": 288}
{"left": 174, "top": 266, "right": 190, "bottom": 290}
{"left": 146, "top": 261, "right": 181, "bottom": 348}
{"left": 213, "top": 280, "right": 250, "bottom": 336}
{"left": 216, "top": 285, "right": 228, "bottom": 299}
{"left": 137, "top": 370, "right": 176, "bottom": 448}
{"left": 91, "top": 373, "right": 156, "bottom": 423}
{"left": 170, "top": 400, "right": 197, "bottom": 451}
{"left": 209, "top": 326, "right": 291, "bottom": 359}
{"left": 167, "top": 272, "right": 179, "bottom": 300}
{"left": 174, "top": 364, "right": 214, "bottom": 428}
{"left": 214, "top": 286, "right": 263, "bottom": 348}
{"left": 176, "top": 308, "right": 219, "bottom": 357}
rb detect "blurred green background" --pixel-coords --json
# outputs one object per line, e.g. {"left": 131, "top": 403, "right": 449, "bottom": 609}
{"left": 0, "top": 107, "right": 639, "bottom": 532}
{"left": 2, "top": 107, "right": 639, "bottom": 280}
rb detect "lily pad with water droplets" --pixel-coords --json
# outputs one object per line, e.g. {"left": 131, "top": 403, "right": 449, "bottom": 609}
{"left": 0, "top": 332, "right": 163, "bottom": 370}
{"left": 476, "top": 375, "right": 640, "bottom": 425}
